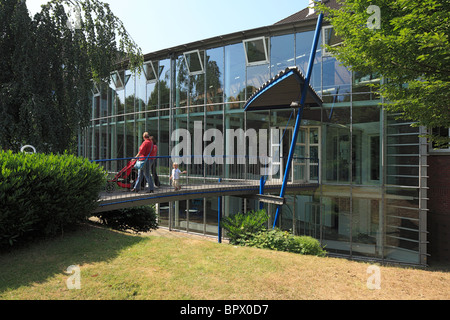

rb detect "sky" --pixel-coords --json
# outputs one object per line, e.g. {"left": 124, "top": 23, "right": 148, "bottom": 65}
{"left": 26, "top": 0, "right": 311, "bottom": 54}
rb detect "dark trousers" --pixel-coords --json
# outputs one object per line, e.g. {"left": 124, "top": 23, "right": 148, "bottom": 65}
{"left": 151, "top": 160, "right": 160, "bottom": 186}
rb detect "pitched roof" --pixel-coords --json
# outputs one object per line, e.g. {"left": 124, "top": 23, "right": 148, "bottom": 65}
{"left": 274, "top": 0, "right": 340, "bottom": 25}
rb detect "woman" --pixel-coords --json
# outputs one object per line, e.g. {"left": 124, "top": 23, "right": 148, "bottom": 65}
{"left": 131, "top": 132, "right": 154, "bottom": 193}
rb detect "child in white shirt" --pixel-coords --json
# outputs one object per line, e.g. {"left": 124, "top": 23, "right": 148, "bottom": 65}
{"left": 169, "top": 162, "right": 187, "bottom": 191}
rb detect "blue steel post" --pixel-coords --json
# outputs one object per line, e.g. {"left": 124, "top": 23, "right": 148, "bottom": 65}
{"left": 218, "top": 196, "right": 222, "bottom": 243}
{"left": 218, "top": 178, "right": 222, "bottom": 243}
{"left": 259, "top": 176, "right": 266, "bottom": 210}
{"left": 272, "top": 13, "right": 324, "bottom": 229}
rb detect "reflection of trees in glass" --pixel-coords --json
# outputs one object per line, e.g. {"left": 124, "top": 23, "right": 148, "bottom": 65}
{"left": 173, "top": 53, "right": 224, "bottom": 109}
{"left": 206, "top": 56, "right": 222, "bottom": 105}
{"left": 176, "top": 57, "right": 189, "bottom": 109}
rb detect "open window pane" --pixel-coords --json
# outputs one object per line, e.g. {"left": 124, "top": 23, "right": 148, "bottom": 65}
{"left": 91, "top": 80, "right": 100, "bottom": 96}
{"left": 243, "top": 37, "right": 269, "bottom": 66}
{"left": 184, "top": 50, "right": 204, "bottom": 75}
{"left": 111, "top": 70, "right": 130, "bottom": 90}
{"left": 143, "top": 61, "right": 159, "bottom": 83}
{"left": 323, "top": 27, "right": 342, "bottom": 56}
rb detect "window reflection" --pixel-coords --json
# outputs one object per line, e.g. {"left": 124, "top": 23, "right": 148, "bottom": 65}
{"left": 225, "top": 43, "right": 246, "bottom": 108}
{"left": 271, "top": 34, "right": 295, "bottom": 77}
{"left": 246, "top": 64, "right": 270, "bottom": 100}
{"left": 352, "top": 106, "right": 381, "bottom": 185}
{"left": 159, "top": 59, "right": 171, "bottom": 111}
{"left": 322, "top": 26, "right": 342, "bottom": 56}
{"left": 296, "top": 30, "right": 322, "bottom": 93}
{"left": 206, "top": 47, "right": 224, "bottom": 109}
{"left": 243, "top": 37, "right": 269, "bottom": 66}
{"left": 176, "top": 55, "right": 188, "bottom": 109}
{"left": 323, "top": 105, "right": 351, "bottom": 183}
{"left": 322, "top": 56, "right": 351, "bottom": 96}
{"left": 184, "top": 50, "right": 205, "bottom": 75}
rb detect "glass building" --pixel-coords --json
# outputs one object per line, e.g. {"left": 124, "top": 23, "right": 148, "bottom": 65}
{"left": 80, "top": 2, "right": 429, "bottom": 265}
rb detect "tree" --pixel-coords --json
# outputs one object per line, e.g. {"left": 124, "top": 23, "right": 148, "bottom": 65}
{"left": 0, "top": 0, "right": 143, "bottom": 153}
{"left": 317, "top": 0, "right": 450, "bottom": 147}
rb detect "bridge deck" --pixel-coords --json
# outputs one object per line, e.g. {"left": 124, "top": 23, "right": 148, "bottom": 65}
{"left": 95, "top": 181, "right": 319, "bottom": 213}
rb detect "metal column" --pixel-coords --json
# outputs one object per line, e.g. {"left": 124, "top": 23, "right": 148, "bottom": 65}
{"left": 273, "top": 13, "right": 324, "bottom": 228}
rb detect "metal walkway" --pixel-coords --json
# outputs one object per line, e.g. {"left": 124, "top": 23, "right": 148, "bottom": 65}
{"left": 95, "top": 181, "right": 319, "bottom": 213}
{"left": 93, "top": 155, "right": 320, "bottom": 213}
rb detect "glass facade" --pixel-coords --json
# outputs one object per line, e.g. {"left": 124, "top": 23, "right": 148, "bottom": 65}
{"left": 81, "top": 23, "right": 428, "bottom": 266}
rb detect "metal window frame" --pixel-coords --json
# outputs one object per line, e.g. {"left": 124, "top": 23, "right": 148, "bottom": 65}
{"left": 111, "top": 70, "right": 129, "bottom": 90}
{"left": 243, "top": 36, "right": 270, "bottom": 66}
{"left": 322, "top": 26, "right": 342, "bottom": 57}
{"left": 183, "top": 50, "right": 205, "bottom": 76}
{"left": 143, "top": 61, "right": 159, "bottom": 83}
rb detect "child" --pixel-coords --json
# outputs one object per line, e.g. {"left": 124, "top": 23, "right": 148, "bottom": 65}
{"left": 169, "top": 162, "right": 187, "bottom": 191}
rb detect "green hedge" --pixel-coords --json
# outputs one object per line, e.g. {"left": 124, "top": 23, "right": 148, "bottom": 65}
{"left": 95, "top": 206, "right": 158, "bottom": 234}
{"left": 222, "top": 209, "right": 326, "bottom": 256}
{"left": 245, "top": 229, "right": 327, "bottom": 257}
{"left": 0, "top": 150, "right": 106, "bottom": 247}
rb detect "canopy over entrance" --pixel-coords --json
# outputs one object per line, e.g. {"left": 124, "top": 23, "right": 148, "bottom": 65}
{"left": 243, "top": 66, "right": 322, "bottom": 112}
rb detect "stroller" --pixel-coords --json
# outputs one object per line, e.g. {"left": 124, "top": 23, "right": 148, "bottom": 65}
{"left": 105, "top": 159, "right": 143, "bottom": 193}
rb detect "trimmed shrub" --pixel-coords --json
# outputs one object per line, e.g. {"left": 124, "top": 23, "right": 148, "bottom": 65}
{"left": 245, "top": 229, "right": 327, "bottom": 256}
{"left": 0, "top": 150, "right": 105, "bottom": 247}
{"left": 95, "top": 206, "right": 158, "bottom": 233}
{"left": 221, "top": 209, "right": 269, "bottom": 245}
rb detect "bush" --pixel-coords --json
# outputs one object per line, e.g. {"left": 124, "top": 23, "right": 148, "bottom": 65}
{"left": 95, "top": 206, "right": 158, "bottom": 233}
{"left": 221, "top": 209, "right": 269, "bottom": 245}
{"left": 245, "top": 229, "right": 327, "bottom": 256}
{"left": 0, "top": 150, "right": 105, "bottom": 247}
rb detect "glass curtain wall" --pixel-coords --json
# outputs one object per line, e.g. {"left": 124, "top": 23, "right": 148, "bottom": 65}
{"left": 81, "top": 25, "right": 426, "bottom": 264}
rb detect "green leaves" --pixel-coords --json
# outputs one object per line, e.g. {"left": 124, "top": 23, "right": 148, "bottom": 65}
{"left": 245, "top": 229, "right": 327, "bottom": 256}
{"left": 0, "top": 150, "right": 106, "bottom": 248}
{"left": 317, "top": 0, "right": 449, "bottom": 144}
{"left": 221, "top": 209, "right": 326, "bottom": 256}
{"left": 0, "top": 0, "right": 143, "bottom": 153}
{"left": 96, "top": 206, "right": 158, "bottom": 234}
{"left": 221, "top": 209, "right": 269, "bottom": 245}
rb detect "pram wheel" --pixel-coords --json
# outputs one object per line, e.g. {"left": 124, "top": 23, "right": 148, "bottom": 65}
{"left": 105, "top": 181, "right": 115, "bottom": 193}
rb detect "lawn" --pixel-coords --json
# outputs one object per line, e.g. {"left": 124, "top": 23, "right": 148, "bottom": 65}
{"left": 0, "top": 224, "right": 449, "bottom": 300}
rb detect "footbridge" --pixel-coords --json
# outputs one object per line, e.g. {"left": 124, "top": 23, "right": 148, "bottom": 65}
{"left": 93, "top": 155, "right": 319, "bottom": 214}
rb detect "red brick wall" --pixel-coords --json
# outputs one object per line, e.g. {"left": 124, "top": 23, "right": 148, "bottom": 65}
{"left": 428, "top": 154, "right": 450, "bottom": 263}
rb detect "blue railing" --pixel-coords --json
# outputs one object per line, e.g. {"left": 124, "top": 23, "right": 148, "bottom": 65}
{"left": 92, "top": 155, "right": 319, "bottom": 202}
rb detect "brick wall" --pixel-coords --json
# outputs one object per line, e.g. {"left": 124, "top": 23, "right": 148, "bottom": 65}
{"left": 428, "top": 154, "right": 450, "bottom": 264}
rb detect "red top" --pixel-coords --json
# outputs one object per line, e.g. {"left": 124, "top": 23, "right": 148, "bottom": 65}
{"left": 150, "top": 144, "right": 157, "bottom": 159}
{"left": 138, "top": 139, "right": 153, "bottom": 161}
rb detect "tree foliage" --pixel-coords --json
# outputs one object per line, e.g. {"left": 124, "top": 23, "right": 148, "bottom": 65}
{"left": 0, "top": 0, "right": 143, "bottom": 153}
{"left": 317, "top": 0, "right": 450, "bottom": 146}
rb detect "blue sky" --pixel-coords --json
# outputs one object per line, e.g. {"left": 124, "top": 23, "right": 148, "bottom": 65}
{"left": 26, "top": 0, "right": 311, "bottom": 53}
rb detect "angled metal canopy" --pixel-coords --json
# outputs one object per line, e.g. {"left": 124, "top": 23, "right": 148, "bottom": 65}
{"left": 244, "top": 13, "right": 324, "bottom": 229}
{"left": 244, "top": 66, "right": 323, "bottom": 112}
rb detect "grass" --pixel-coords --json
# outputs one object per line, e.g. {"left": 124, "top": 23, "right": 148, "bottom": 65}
{"left": 0, "top": 224, "right": 449, "bottom": 300}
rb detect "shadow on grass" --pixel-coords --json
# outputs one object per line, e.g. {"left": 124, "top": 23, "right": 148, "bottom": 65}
{"left": 0, "top": 223, "right": 147, "bottom": 294}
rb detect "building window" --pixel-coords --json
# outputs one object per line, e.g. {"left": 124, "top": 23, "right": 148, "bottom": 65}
{"left": 370, "top": 135, "right": 380, "bottom": 181}
{"left": 184, "top": 50, "right": 205, "bottom": 75}
{"left": 91, "top": 80, "right": 100, "bottom": 97}
{"left": 322, "top": 26, "right": 342, "bottom": 56}
{"left": 430, "top": 127, "right": 450, "bottom": 151}
{"left": 111, "top": 70, "right": 130, "bottom": 90}
{"left": 243, "top": 37, "right": 269, "bottom": 66}
{"left": 143, "top": 61, "right": 159, "bottom": 83}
